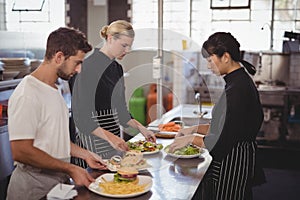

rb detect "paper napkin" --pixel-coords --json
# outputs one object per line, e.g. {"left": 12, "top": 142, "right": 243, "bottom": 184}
{"left": 47, "top": 183, "right": 78, "bottom": 200}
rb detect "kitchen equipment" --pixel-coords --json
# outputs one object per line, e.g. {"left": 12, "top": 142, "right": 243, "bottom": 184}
{"left": 3, "top": 71, "right": 20, "bottom": 80}
{"left": 0, "top": 62, "right": 4, "bottom": 81}
{"left": 0, "top": 57, "right": 27, "bottom": 66}
{"left": 0, "top": 126, "right": 14, "bottom": 181}
{"left": 243, "top": 51, "right": 290, "bottom": 85}
{"left": 1, "top": 58, "right": 31, "bottom": 78}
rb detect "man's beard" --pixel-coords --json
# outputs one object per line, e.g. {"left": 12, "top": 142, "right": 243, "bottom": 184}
{"left": 57, "top": 63, "right": 72, "bottom": 80}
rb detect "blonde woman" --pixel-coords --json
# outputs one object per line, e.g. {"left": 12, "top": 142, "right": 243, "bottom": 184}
{"left": 71, "top": 20, "right": 155, "bottom": 167}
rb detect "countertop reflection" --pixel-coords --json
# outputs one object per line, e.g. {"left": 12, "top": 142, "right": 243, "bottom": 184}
{"left": 75, "top": 134, "right": 212, "bottom": 200}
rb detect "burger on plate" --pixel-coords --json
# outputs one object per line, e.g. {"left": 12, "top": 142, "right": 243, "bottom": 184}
{"left": 113, "top": 167, "right": 139, "bottom": 184}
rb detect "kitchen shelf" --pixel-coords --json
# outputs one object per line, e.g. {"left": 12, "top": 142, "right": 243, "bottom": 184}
{"left": 0, "top": 79, "right": 22, "bottom": 91}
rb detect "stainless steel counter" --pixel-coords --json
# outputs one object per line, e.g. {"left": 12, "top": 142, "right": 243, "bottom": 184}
{"left": 75, "top": 134, "right": 212, "bottom": 200}
{"left": 149, "top": 104, "right": 212, "bottom": 127}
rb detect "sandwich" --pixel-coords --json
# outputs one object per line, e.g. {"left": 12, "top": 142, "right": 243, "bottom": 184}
{"left": 113, "top": 167, "right": 139, "bottom": 184}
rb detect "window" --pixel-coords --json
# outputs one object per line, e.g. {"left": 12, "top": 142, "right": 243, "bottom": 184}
{"left": 12, "top": 0, "right": 45, "bottom": 11}
{"left": 210, "top": 0, "right": 251, "bottom": 9}
{"left": 131, "top": 0, "right": 300, "bottom": 52}
{"left": 4, "top": 0, "right": 64, "bottom": 32}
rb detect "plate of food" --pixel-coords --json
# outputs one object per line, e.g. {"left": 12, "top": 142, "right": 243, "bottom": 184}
{"left": 155, "top": 131, "right": 177, "bottom": 139}
{"left": 88, "top": 167, "right": 152, "bottom": 198}
{"left": 127, "top": 140, "right": 163, "bottom": 155}
{"left": 106, "top": 150, "right": 151, "bottom": 172}
{"left": 155, "top": 121, "right": 183, "bottom": 138}
{"left": 164, "top": 144, "right": 208, "bottom": 158}
{"left": 158, "top": 121, "right": 183, "bottom": 132}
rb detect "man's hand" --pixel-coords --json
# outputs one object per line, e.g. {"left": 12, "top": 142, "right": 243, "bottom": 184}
{"left": 68, "top": 165, "right": 95, "bottom": 187}
{"left": 85, "top": 151, "right": 107, "bottom": 170}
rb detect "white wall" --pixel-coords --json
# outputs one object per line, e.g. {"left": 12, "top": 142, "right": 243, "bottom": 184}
{"left": 87, "top": 1, "right": 107, "bottom": 47}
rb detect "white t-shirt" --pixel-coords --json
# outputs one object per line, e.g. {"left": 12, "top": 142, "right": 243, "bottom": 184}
{"left": 8, "top": 75, "right": 70, "bottom": 160}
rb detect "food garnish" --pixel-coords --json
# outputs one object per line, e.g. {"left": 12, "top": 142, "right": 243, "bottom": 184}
{"left": 158, "top": 121, "right": 182, "bottom": 132}
{"left": 165, "top": 144, "right": 200, "bottom": 155}
{"left": 127, "top": 140, "right": 163, "bottom": 153}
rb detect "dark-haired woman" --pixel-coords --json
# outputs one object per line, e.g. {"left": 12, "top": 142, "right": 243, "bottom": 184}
{"left": 169, "top": 32, "right": 265, "bottom": 200}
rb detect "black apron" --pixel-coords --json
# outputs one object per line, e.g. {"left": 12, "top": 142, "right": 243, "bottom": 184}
{"left": 73, "top": 108, "right": 121, "bottom": 168}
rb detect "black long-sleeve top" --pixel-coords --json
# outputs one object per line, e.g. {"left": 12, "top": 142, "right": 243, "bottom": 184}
{"left": 71, "top": 49, "right": 132, "bottom": 135}
{"left": 204, "top": 67, "right": 263, "bottom": 161}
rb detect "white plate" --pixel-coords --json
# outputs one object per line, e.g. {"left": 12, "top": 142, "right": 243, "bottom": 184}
{"left": 105, "top": 161, "right": 120, "bottom": 172}
{"left": 88, "top": 173, "right": 152, "bottom": 198}
{"left": 142, "top": 148, "right": 160, "bottom": 155}
{"left": 158, "top": 131, "right": 177, "bottom": 135}
{"left": 165, "top": 147, "right": 209, "bottom": 159}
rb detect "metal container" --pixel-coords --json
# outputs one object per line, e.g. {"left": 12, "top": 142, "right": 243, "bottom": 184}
{"left": 259, "top": 90, "right": 286, "bottom": 106}
{"left": 243, "top": 51, "right": 290, "bottom": 85}
{"left": 0, "top": 61, "right": 4, "bottom": 81}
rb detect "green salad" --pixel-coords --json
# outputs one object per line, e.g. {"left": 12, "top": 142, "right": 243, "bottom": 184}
{"left": 127, "top": 140, "right": 163, "bottom": 152}
{"left": 165, "top": 144, "right": 200, "bottom": 155}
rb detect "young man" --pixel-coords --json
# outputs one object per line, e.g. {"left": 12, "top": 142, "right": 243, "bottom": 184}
{"left": 7, "top": 27, "right": 106, "bottom": 200}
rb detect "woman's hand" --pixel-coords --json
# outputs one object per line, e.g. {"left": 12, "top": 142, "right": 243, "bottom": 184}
{"left": 169, "top": 135, "right": 205, "bottom": 153}
{"left": 169, "top": 135, "right": 195, "bottom": 153}
{"left": 176, "top": 126, "right": 197, "bottom": 137}
{"left": 139, "top": 127, "right": 156, "bottom": 143}
{"left": 92, "top": 127, "right": 129, "bottom": 152}
{"left": 128, "top": 119, "right": 156, "bottom": 143}
{"left": 106, "top": 133, "right": 129, "bottom": 151}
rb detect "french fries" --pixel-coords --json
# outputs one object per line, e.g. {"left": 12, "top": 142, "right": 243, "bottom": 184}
{"left": 99, "top": 180, "right": 146, "bottom": 195}
{"left": 158, "top": 122, "right": 181, "bottom": 132}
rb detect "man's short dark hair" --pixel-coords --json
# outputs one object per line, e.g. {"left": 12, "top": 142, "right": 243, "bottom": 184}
{"left": 45, "top": 27, "right": 92, "bottom": 60}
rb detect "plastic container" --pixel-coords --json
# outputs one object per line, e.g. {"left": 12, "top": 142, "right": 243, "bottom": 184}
{"left": 146, "top": 84, "right": 157, "bottom": 124}
{"left": 163, "top": 92, "right": 173, "bottom": 112}
{"left": 129, "top": 87, "right": 147, "bottom": 125}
